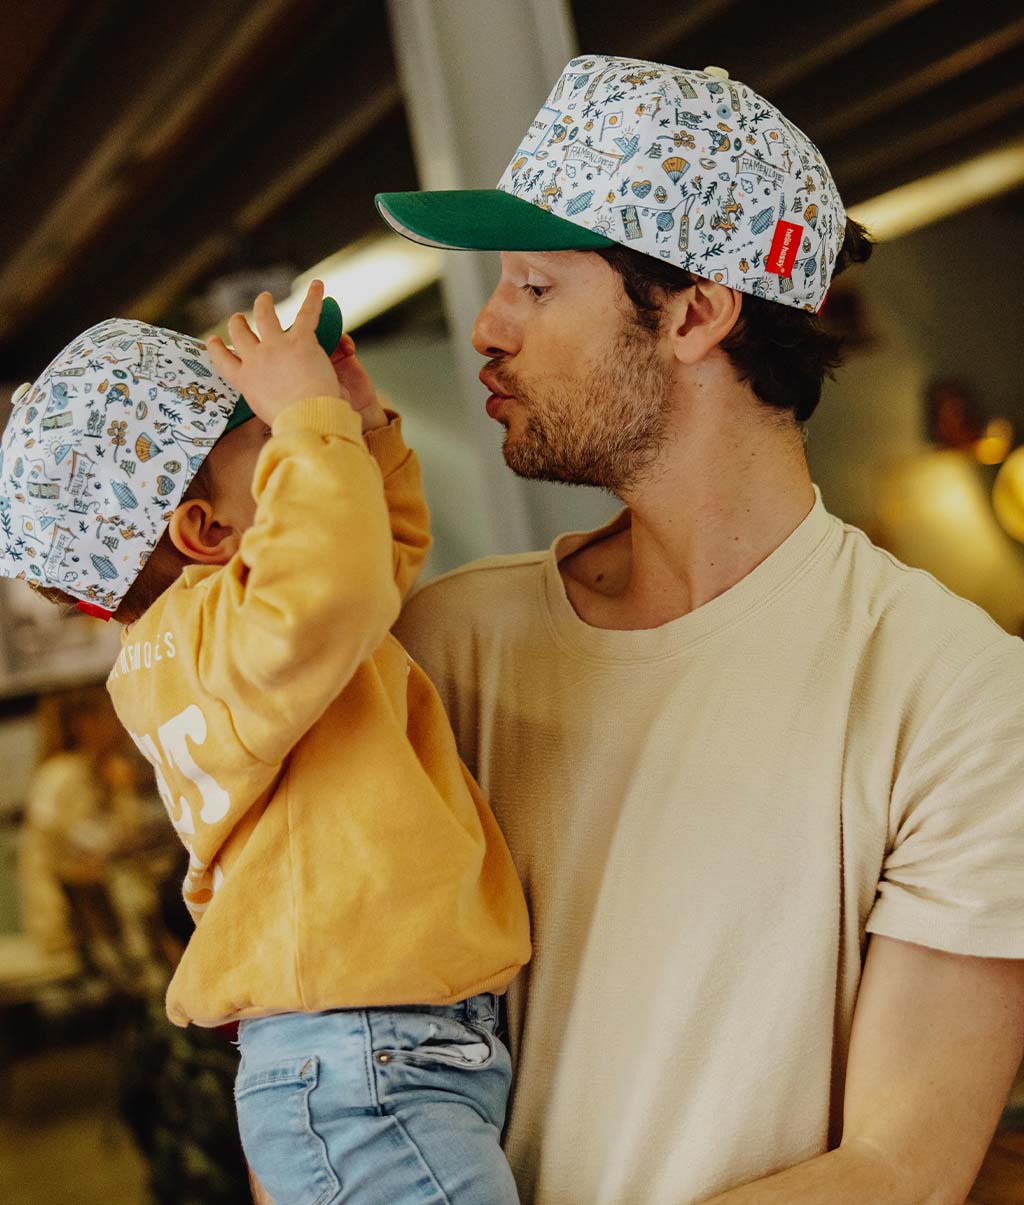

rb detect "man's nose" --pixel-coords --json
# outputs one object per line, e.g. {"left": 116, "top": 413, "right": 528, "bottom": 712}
{"left": 472, "top": 290, "right": 519, "bottom": 359}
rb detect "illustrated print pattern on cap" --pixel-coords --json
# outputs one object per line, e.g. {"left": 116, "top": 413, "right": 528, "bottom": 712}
{"left": 0, "top": 319, "right": 242, "bottom": 612}
{"left": 498, "top": 55, "right": 845, "bottom": 311}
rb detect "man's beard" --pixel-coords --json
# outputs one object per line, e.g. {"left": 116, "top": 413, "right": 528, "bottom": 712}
{"left": 494, "top": 320, "right": 672, "bottom": 494}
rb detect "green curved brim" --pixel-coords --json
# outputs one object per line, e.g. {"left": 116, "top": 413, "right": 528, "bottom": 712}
{"left": 225, "top": 296, "right": 345, "bottom": 433}
{"left": 375, "top": 189, "right": 615, "bottom": 252}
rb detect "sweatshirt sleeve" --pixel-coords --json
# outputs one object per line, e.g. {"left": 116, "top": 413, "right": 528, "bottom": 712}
{"left": 195, "top": 396, "right": 401, "bottom": 763}
{"left": 363, "top": 411, "right": 432, "bottom": 600}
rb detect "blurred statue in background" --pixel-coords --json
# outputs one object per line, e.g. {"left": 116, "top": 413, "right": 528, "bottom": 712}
{"left": 12, "top": 687, "right": 250, "bottom": 1201}
{"left": 18, "top": 685, "right": 150, "bottom": 987}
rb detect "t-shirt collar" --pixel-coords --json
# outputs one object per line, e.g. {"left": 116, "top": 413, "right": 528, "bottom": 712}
{"left": 540, "top": 483, "right": 837, "bottom": 662}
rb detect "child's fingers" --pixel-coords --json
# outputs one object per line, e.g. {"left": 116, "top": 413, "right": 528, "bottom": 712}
{"left": 206, "top": 335, "right": 241, "bottom": 381}
{"left": 332, "top": 351, "right": 376, "bottom": 411}
{"left": 330, "top": 333, "right": 356, "bottom": 361}
{"left": 292, "top": 279, "right": 325, "bottom": 336}
{"left": 252, "top": 291, "right": 282, "bottom": 339}
{"left": 227, "top": 312, "right": 259, "bottom": 351}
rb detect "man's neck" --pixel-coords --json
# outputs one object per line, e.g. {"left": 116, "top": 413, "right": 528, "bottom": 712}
{"left": 558, "top": 408, "right": 815, "bottom": 632}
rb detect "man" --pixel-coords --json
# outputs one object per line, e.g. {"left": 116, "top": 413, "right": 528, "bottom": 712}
{"left": 377, "top": 55, "right": 1024, "bottom": 1203}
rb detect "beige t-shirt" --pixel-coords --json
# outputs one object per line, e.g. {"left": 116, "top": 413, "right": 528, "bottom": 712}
{"left": 395, "top": 484, "right": 1024, "bottom": 1204}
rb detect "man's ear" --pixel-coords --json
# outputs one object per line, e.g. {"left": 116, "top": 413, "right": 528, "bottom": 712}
{"left": 167, "top": 500, "right": 238, "bottom": 565}
{"left": 663, "top": 280, "right": 743, "bottom": 366}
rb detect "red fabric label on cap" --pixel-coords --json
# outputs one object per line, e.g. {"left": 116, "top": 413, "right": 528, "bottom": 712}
{"left": 76, "top": 600, "right": 113, "bottom": 621}
{"left": 766, "top": 220, "right": 802, "bottom": 277}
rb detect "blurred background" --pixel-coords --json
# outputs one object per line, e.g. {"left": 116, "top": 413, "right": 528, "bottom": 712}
{"left": 0, "top": 1, "right": 1022, "bottom": 1201}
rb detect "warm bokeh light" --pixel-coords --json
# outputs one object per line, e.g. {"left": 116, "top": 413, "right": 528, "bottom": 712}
{"left": 973, "top": 418, "right": 1014, "bottom": 466}
{"left": 848, "top": 139, "right": 1024, "bottom": 241}
{"left": 876, "top": 448, "right": 1024, "bottom": 631}
{"left": 992, "top": 445, "right": 1024, "bottom": 543}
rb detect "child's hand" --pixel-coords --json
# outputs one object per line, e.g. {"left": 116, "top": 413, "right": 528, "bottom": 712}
{"left": 330, "top": 335, "right": 388, "bottom": 433}
{"left": 207, "top": 281, "right": 343, "bottom": 425}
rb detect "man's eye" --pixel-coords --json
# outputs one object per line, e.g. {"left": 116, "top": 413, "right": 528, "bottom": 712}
{"left": 521, "top": 284, "right": 550, "bottom": 299}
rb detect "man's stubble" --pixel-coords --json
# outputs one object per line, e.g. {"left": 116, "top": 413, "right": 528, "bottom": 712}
{"left": 497, "top": 318, "right": 673, "bottom": 495}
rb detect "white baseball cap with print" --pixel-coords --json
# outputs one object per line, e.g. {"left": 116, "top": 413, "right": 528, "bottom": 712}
{"left": 0, "top": 319, "right": 247, "bottom": 618}
{"left": 0, "top": 301, "right": 346, "bottom": 620}
{"left": 377, "top": 54, "right": 846, "bottom": 312}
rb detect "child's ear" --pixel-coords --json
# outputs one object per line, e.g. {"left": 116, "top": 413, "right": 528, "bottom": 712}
{"left": 167, "top": 500, "right": 238, "bottom": 565}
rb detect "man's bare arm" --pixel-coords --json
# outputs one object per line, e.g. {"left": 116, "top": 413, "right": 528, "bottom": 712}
{"left": 703, "top": 935, "right": 1024, "bottom": 1204}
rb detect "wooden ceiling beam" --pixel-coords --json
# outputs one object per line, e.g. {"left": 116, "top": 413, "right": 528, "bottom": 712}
{"left": 841, "top": 113, "right": 1024, "bottom": 207}
{"left": 814, "top": 15, "right": 1024, "bottom": 142}
{"left": 123, "top": 83, "right": 401, "bottom": 323}
{"left": 631, "top": 0, "right": 741, "bottom": 62}
{"left": 0, "top": 0, "right": 114, "bottom": 184}
{"left": 0, "top": 0, "right": 81, "bottom": 131}
{"left": 629, "top": 0, "right": 943, "bottom": 98}
{"left": 833, "top": 80, "right": 1024, "bottom": 189}
{"left": 0, "top": 2, "right": 406, "bottom": 368}
{"left": 2, "top": 106, "right": 416, "bottom": 372}
{"left": 0, "top": 0, "right": 312, "bottom": 332}
{"left": 570, "top": 0, "right": 740, "bottom": 63}
{"left": 754, "top": 0, "right": 941, "bottom": 95}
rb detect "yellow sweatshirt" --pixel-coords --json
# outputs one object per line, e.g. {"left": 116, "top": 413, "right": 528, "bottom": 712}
{"left": 107, "top": 397, "right": 531, "bottom": 1027}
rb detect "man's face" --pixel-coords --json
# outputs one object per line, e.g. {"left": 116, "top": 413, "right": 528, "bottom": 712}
{"left": 472, "top": 251, "right": 674, "bottom": 494}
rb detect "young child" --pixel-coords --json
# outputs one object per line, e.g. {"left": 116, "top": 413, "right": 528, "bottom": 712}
{"left": 0, "top": 280, "right": 530, "bottom": 1204}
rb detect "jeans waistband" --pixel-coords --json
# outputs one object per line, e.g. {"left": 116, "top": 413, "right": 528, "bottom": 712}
{"left": 237, "top": 991, "right": 500, "bottom": 1037}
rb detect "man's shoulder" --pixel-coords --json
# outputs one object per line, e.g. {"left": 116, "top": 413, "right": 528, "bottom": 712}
{"left": 831, "top": 514, "right": 1021, "bottom": 679}
{"left": 407, "top": 549, "right": 549, "bottom": 610}
{"left": 395, "top": 548, "right": 550, "bottom": 656}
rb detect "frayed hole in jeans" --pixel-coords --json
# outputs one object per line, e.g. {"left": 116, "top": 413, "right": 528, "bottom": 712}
{"left": 418, "top": 1041, "right": 491, "bottom": 1064}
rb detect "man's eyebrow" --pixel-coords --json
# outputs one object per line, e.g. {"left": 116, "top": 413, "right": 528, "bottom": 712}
{"left": 501, "top": 249, "right": 570, "bottom": 273}
{"left": 519, "top": 251, "right": 564, "bottom": 269}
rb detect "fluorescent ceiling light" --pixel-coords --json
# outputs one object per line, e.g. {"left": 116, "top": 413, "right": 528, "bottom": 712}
{"left": 205, "top": 233, "right": 443, "bottom": 340}
{"left": 848, "top": 138, "right": 1024, "bottom": 241}
{"left": 273, "top": 234, "right": 443, "bottom": 331}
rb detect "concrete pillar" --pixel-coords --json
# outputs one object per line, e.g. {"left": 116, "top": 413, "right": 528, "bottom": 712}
{"left": 387, "top": 0, "right": 603, "bottom": 553}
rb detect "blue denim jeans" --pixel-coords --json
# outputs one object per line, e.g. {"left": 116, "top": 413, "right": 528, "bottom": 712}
{"left": 234, "top": 993, "right": 519, "bottom": 1204}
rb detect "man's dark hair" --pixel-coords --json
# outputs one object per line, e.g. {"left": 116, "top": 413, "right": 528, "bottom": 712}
{"left": 595, "top": 217, "right": 874, "bottom": 423}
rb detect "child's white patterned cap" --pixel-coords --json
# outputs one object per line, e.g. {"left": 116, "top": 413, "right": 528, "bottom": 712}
{"left": 0, "top": 319, "right": 244, "bottom": 618}
{"left": 377, "top": 54, "right": 846, "bottom": 312}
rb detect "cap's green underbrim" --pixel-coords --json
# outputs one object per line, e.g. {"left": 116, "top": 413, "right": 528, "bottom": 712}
{"left": 375, "top": 189, "right": 615, "bottom": 252}
{"left": 223, "top": 296, "right": 345, "bottom": 434}
{"left": 223, "top": 397, "right": 255, "bottom": 434}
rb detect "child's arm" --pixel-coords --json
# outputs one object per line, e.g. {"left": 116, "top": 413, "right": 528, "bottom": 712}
{"left": 202, "top": 283, "right": 400, "bottom": 762}
{"left": 364, "top": 415, "right": 431, "bottom": 599}
{"left": 332, "top": 337, "right": 431, "bottom": 599}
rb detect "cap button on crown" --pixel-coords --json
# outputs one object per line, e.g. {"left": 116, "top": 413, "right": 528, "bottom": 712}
{"left": 703, "top": 65, "right": 730, "bottom": 80}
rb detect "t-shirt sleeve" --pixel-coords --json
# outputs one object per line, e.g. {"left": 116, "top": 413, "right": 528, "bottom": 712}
{"left": 866, "top": 637, "right": 1024, "bottom": 958}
